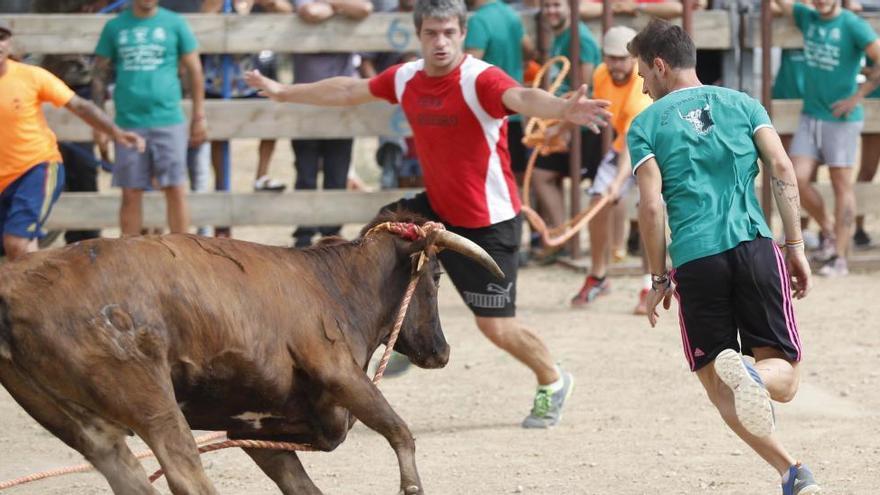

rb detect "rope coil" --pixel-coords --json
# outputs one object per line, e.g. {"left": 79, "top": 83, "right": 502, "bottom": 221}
{"left": 520, "top": 56, "right": 612, "bottom": 249}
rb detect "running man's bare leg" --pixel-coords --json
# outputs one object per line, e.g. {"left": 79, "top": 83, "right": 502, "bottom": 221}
{"left": 829, "top": 167, "right": 856, "bottom": 257}
{"left": 792, "top": 156, "right": 833, "bottom": 235}
{"left": 475, "top": 316, "right": 559, "bottom": 385}
{"left": 696, "top": 361, "right": 797, "bottom": 476}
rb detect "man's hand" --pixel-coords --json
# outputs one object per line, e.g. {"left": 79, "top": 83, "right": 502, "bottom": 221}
{"left": 113, "top": 129, "right": 146, "bottom": 153}
{"left": 561, "top": 85, "right": 612, "bottom": 134}
{"left": 784, "top": 246, "right": 812, "bottom": 299}
{"left": 831, "top": 94, "right": 862, "bottom": 118}
{"left": 245, "top": 69, "right": 285, "bottom": 100}
{"left": 190, "top": 117, "right": 208, "bottom": 147}
{"left": 94, "top": 129, "right": 111, "bottom": 161}
{"left": 646, "top": 281, "right": 674, "bottom": 327}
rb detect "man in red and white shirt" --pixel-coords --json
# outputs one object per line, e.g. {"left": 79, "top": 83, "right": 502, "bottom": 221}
{"left": 245, "top": 0, "right": 610, "bottom": 428}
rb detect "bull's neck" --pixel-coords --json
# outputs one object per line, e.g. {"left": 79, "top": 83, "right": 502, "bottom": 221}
{"left": 332, "top": 236, "right": 414, "bottom": 363}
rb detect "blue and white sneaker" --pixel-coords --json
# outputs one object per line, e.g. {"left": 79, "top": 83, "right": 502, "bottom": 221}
{"left": 782, "top": 463, "right": 821, "bottom": 494}
{"left": 714, "top": 348, "right": 775, "bottom": 437}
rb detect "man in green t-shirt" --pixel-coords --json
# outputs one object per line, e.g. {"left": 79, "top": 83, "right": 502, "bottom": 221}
{"left": 464, "top": 0, "right": 532, "bottom": 181}
{"left": 778, "top": 0, "right": 880, "bottom": 276}
{"left": 628, "top": 20, "right": 820, "bottom": 495}
{"left": 528, "top": 0, "right": 603, "bottom": 246}
{"left": 93, "top": 0, "right": 206, "bottom": 237}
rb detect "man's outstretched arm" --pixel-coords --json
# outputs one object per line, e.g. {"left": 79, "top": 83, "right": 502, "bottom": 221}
{"left": 244, "top": 69, "right": 379, "bottom": 106}
{"left": 502, "top": 84, "right": 611, "bottom": 133}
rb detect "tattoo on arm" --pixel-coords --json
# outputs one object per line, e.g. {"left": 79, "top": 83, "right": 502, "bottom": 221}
{"left": 771, "top": 176, "right": 800, "bottom": 216}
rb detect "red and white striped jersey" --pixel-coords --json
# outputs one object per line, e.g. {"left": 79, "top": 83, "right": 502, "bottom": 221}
{"left": 369, "top": 55, "right": 522, "bottom": 228}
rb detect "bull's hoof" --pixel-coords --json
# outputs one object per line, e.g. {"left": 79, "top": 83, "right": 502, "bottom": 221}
{"left": 398, "top": 485, "right": 422, "bottom": 495}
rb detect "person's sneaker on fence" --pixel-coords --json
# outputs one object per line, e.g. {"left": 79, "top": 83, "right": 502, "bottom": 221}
{"left": 853, "top": 227, "right": 872, "bottom": 249}
{"left": 714, "top": 348, "right": 775, "bottom": 437}
{"left": 254, "top": 175, "right": 286, "bottom": 192}
{"left": 817, "top": 256, "right": 849, "bottom": 277}
{"left": 522, "top": 368, "right": 574, "bottom": 429}
{"left": 781, "top": 463, "right": 822, "bottom": 495}
{"left": 571, "top": 275, "right": 611, "bottom": 307}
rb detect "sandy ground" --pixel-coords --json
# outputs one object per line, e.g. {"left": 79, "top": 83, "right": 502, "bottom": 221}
{"left": 1, "top": 140, "right": 878, "bottom": 494}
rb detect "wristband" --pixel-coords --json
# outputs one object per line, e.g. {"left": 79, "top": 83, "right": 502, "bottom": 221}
{"left": 784, "top": 239, "right": 805, "bottom": 249}
{"left": 651, "top": 272, "right": 670, "bottom": 290}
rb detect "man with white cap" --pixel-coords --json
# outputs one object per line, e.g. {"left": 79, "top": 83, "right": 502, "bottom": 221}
{"left": 571, "top": 26, "right": 654, "bottom": 313}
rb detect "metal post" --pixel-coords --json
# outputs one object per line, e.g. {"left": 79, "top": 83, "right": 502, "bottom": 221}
{"left": 219, "top": 0, "right": 234, "bottom": 193}
{"left": 601, "top": 0, "right": 613, "bottom": 168}
{"left": 760, "top": 0, "right": 773, "bottom": 223}
{"left": 568, "top": 0, "right": 583, "bottom": 258}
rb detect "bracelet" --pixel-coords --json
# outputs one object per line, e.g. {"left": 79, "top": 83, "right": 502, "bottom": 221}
{"left": 784, "top": 240, "right": 805, "bottom": 249}
{"left": 785, "top": 238, "right": 804, "bottom": 245}
{"left": 651, "top": 272, "right": 670, "bottom": 290}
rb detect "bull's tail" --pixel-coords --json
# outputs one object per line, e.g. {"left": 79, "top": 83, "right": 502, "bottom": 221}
{"left": 0, "top": 296, "right": 11, "bottom": 361}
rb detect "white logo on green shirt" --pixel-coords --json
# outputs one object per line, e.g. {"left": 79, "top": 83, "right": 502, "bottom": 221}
{"left": 679, "top": 104, "right": 715, "bottom": 135}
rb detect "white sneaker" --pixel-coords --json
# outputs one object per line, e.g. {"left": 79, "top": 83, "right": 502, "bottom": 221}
{"left": 254, "top": 176, "right": 286, "bottom": 192}
{"left": 714, "top": 349, "right": 774, "bottom": 437}
{"left": 802, "top": 230, "right": 820, "bottom": 251}
{"left": 817, "top": 256, "right": 848, "bottom": 277}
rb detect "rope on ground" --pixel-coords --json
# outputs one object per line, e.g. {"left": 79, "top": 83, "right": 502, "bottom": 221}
{"left": 520, "top": 56, "right": 612, "bottom": 248}
{"left": 0, "top": 229, "right": 426, "bottom": 490}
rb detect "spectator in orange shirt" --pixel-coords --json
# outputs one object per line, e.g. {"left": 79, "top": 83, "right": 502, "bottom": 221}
{"left": 570, "top": 26, "right": 653, "bottom": 312}
{"left": 0, "top": 20, "right": 143, "bottom": 261}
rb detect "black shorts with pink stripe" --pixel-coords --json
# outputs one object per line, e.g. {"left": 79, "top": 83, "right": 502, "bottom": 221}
{"left": 670, "top": 236, "right": 803, "bottom": 372}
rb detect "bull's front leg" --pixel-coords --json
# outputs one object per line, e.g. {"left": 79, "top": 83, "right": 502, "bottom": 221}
{"left": 314, "top": 363, "right": 423, "bottom": 495}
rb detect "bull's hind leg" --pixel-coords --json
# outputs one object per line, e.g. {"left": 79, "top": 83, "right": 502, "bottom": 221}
{"left": 128, "top": 402, "right": 218, "bottom": 495}
{"left": 243, "top": 448, "right": 323, "bottom": 495}
{"left": 0, "top": 363, "right": 158, "bottom": 494}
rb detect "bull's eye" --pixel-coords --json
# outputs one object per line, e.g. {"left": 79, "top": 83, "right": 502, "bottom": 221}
{"left": 433, "top": 271, "right": 443, "bottom": 287}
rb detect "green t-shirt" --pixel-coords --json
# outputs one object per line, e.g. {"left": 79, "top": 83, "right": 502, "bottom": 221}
{"left": 464, "top": 1, "right": 524, "bottom": 84}
{"left": 628, "top": 86, "right": 774, "bottom": 268}
{"left": 793, "top": 3, "right": 877, "bottom": 122}
{"left": 95, "top": 8, "right": 198, "bottom": 129}
{"left": 867, "top": 57, "right": 880, "bottom": 98}
{"left": 771, "top": 49, "right": 805, "bottom": 99}
{"left": 550, "top": 21, "right": 601, "bottom": 94}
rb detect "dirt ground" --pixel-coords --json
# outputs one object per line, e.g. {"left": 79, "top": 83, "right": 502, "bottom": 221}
{"left": 1, "top": 140, "right": 878, "bottom": 494}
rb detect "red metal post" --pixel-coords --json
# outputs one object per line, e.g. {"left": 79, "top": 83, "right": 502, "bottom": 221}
{"left": 568, "top": 0, "right": 583, "bottom": 258}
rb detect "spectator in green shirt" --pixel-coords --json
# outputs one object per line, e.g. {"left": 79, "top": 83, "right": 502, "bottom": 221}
{"left": 93, "top": 0, "right": 207, "bottom": 236}
{"left": 778, "top": 0, "right": 880, "bottom": 276}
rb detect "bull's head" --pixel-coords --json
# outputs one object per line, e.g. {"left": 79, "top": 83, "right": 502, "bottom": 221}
{"left": 372, "top": 221, "right": 503, "bottom": 370}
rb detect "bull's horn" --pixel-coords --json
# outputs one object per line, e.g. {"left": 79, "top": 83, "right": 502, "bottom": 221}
{"left": 433, "top": 231, "right": 505, "bottom": 279}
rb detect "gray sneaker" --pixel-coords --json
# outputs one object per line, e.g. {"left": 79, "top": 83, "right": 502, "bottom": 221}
{"left": 521, "top": 371, "right": 574, "bottom": 429}
{"left": 714, "top": 349, "right": 774, "bottom": 437}
{"left": 782, "top": 463, "right": 821, "bottom": 495}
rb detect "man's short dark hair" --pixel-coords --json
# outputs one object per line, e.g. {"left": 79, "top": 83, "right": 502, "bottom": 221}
{"left": 627, "top": 19, "right": 696, "bottom": 69}
{"left": 413, "top": 0, "right": 467, "bottom": 32}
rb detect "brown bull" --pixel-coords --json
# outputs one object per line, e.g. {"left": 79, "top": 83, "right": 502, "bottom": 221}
{"left": 0, "top": 213, "right": 502, "bottom": 495}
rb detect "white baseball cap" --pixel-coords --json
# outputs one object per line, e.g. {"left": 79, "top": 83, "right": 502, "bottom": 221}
{"left": 603, "top": 26, "right": 637, "bottom": 57}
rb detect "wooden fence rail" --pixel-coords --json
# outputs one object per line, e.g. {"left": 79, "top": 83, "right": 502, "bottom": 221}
{"left": 46, "top": 184, "right": 880, "bottom": 230}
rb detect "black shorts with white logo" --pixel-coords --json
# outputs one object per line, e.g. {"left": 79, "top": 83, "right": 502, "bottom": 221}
{"left": 671, "top": 236, "right": 803, "bottom": 371}
{"left": 381, "top": 192, "right": 520, "bottom": 317}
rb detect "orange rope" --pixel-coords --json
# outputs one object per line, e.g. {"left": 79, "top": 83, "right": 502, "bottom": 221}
{"left": 0, "top": 224, "right": 432, "bottom": 491}
{"left": 520, "top": 57, "right": 613, "bottom": 249}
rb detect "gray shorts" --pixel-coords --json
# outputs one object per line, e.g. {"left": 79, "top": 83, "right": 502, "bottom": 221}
{"left": 587, "top": 150, "right": 635, "bottom": 196}
{"left": 113, "top": 122, "right": 188, "bottom": 189}
{"left": 790, "top": 115, "right": 863, "bottom": 167}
